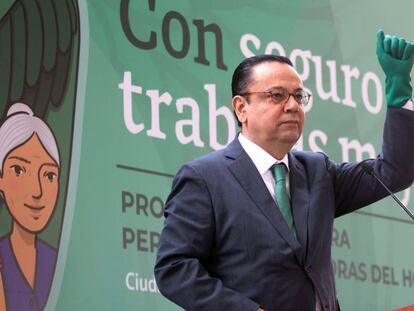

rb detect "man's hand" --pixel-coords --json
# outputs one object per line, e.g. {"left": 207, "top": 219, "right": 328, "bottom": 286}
{"left": 376, "top": 30, "right": 414, "bottom": 107}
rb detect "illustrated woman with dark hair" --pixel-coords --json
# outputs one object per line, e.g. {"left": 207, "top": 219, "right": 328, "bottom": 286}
{"left": 0, "top": 103, "right": 60, "bottom": 311}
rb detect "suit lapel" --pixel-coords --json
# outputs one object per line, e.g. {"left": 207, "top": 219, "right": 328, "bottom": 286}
{"left": 224, "top": 139, "right": 305, "bottom": 264}
{"left": 289, "top": 153, "right": 310, "bottom": 257}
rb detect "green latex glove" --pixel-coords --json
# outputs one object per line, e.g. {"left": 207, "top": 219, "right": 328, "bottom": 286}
{"left": 376, "top": 30, "right": 414, "bottom": 107}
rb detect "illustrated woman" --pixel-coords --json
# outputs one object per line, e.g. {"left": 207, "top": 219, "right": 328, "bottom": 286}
{"left": 0, "top": 103, "right": 60, "bottom": 311}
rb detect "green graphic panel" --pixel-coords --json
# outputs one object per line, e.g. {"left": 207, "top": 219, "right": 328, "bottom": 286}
{"left": 46, "top": 1, "right": 414, "bottom": 310}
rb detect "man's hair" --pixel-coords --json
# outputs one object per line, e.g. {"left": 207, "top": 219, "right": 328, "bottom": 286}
{"left": 231, "top": 54, "right": 294, "bottom": 127}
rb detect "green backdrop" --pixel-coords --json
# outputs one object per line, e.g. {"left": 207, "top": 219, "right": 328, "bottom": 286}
{"left": 2, "top": 1, "right": 414, "bottom": 310}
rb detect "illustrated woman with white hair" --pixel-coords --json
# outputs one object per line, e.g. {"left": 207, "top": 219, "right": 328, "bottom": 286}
{"left": 0, "top": 103, "right": 60, "bottom": 311}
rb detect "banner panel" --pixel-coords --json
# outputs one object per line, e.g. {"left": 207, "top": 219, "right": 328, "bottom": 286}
{"left": 0, "top": 1, "right": 413, "bottom": 310}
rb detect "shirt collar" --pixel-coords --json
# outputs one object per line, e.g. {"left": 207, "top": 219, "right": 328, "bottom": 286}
{"left": 238, "top": 133, "right": 289, "bottom": 174}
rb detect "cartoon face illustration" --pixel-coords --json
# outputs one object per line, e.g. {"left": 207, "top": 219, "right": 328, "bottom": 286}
{"left": 0, "top": 133, "right": 60, "bottom": 233}
{"left": 0, "top": 0, "right": 79, "bottom": 308}
{"left": 0, "top": 103, "right": 62, "bottom": 311}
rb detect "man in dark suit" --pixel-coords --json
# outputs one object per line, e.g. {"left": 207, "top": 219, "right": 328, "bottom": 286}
{"left": 154, "top": 31, "right": 414, "bottom": 311}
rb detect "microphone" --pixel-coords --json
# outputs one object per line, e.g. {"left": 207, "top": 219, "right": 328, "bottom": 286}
{"left": 361, "top": 162, "right": 414, "bottom": 221}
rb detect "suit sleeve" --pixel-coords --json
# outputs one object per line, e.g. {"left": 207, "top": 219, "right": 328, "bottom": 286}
{"left": 331, "top": 107, "right": 414, "bottom": 217}
{"left": 154, "top": 164, "right": 260, "bottom": 311}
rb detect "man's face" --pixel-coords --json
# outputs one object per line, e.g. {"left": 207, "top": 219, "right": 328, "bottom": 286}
{"left": 239, "top": 61, "right": 305, "bottom": 153}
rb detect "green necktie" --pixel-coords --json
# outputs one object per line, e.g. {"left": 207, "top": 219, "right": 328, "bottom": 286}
{"left": 272, "top": 163, "right": 296, "bottom": 236}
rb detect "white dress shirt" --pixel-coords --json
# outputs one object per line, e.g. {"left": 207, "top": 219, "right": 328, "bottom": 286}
{"left": 238, "top": 133, "right": 289, "bottom": 200}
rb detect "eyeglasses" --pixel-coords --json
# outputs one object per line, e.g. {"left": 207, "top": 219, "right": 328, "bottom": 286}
{"left": 240, "top": 88, "right": 311, "bottom": 107}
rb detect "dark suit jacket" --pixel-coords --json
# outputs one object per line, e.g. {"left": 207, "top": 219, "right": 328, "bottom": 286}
{"left": 155, "top": 108, "right": 414, "bottom": 311}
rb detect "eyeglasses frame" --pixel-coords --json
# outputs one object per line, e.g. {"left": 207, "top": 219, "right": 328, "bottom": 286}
{"left": 239, "top": 89, "right": 311, "bottom": 107}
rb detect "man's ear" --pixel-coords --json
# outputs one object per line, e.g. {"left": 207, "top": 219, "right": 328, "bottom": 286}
{"left": 232, "top": 95, "right": 248, "bottom": 124}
